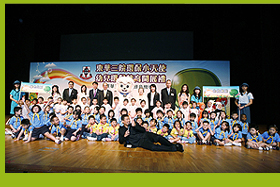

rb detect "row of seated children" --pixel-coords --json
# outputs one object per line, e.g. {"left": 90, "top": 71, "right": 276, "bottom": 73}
{"left": 6, "top": 98, "right": 280, "bottom": 150}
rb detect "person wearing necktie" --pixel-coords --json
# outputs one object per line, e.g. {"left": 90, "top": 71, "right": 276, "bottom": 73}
{"left": 98, "top": 82, "right": 113, "bottom": 107}
{"left": 161, "top": 79, "right": 177, "bottom": 110}
{"left": 62, "top": 81, "right": 78, "bottom": 104}
{"left": 89, "top": 81, "right": 100, "bottom": 106}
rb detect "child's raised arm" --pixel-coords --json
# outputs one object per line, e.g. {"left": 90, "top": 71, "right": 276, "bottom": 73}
{"left": 22, "top": 98, "right": 31, "bottom": 114}
{"left": 195, "top": 125, "right": 202, "bottom": 132}
{"left": 208, "top": 124, "right": 214, "bottom": 136}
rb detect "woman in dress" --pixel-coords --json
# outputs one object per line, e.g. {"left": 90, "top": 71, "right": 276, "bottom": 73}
{"left": 178, "top": 84, "right": 190, "bottom": 108}
{"left": 52, "top": 85, "right": 61, "bottom": 104}
{"left": 10, "top": 80, "right": 25, "bottom": 115}
{"left": 78, "top": 85, "right": 89, "bottom": 105}
{"left": 235, "top": 83, "right": 254, "bottom": 123}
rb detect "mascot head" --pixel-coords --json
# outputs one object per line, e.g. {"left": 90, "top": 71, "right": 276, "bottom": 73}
{"left": 116, "top": 77, "right": 134, "bottom": 97}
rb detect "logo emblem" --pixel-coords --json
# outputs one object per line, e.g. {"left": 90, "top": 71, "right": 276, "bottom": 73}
{"left": 80, "top": 66, "right": 92, "bottom": 80}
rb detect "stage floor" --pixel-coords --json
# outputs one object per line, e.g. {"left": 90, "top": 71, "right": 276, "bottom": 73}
{"left": 5, "top": 134, "right": 280, "bottom": 173}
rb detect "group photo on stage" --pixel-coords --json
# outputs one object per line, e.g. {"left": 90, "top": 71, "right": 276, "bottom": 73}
{"left": 6, "top": 60, "right": 279, "bottom": 152}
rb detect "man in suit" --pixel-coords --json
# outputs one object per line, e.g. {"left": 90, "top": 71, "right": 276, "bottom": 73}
{"left": 98, "top": 82, "right": 113, "bottom": 107}
{"left": 89, "top": 81, "right": 100, "bottom": 106}
{"left": 161, "top": 79, "right": 177, "bottom": 110}
{"left": 62, "top": 81, "right": 78, "bottom": 104}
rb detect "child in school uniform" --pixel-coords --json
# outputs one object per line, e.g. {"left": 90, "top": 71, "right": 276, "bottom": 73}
{"left": 180, "top": 101, "right": 190, "bottom": 122}
{"left": 14, "top": 119, "right": 33, "bottom": 142}
{"left": 142, "top": 109, "right": 152, "bottom": 124}
{"left": 90, "top": 98, "right": 99, "bottom": 114}
{"left": 128, "top": 98, "right": 138, "bottom": 120}
{"left": 139, "top": 100, "right": 148, "bottom": 117}
{"left": 189, "top": 113, "right": 199, "bottom": 139}
{"left": 93, "top": 106, "right": 100, "bottom": 124}
{"left": 107, "top": 109, "right": 115, "bottom": 126}
{"left": 5, "top": 107, "right": 23, "bottom": 138}
{"left": 213, "top": 121, "right": 231, "bottom": 146}
{"left": 229, "top": 111, "right": 240, "bottom": 131}
{"left": 200, "top": 110, "right": 210, "bottom": 125}
{"left": 209, "top": 111, "right": 219, "bottom": 132}
{"left": 99, "top": 106, "right": 108, "bottom": 120}
{"left": 195, "top": 120, "right": 213, "bottom": 145}
{"left": 23, "top": 99, "right": 61, "bottom": 144}
{"left": 80, "top": 106, "right": 91, "bottom": 136}
{"left": 246, "top": 125, "right": 269, "bottom": 150}
{"left": 175, "top": 110, "right": 185, "bottom": 127}
{"left": 102, "top": 98, "right": 112, "bottom": 117}
{"left": 118, "top": 108, "right": 128, "bottom": 126}
{"left": 103, "top": 118, "right": 119, "bottom": 141}
{"left": 157, "top": 124, "right": 170, "bottom": 139}
{"left": 85, "top": 115, "right": 98, "bottom": 140}
{"left": 164, "top": 109, "right": 175, "bottom": 130}
{"left": 190, "top": 101, "right": 199, "bottom": 122}
{"left": 169, "top": 120, "right": 184, "bottom": 143}
{"left": 65, "top": 110, "right": 82, "bottom": 142}
{"left": 64, "top": 106, "right": 74, "bottom": 123}
{"left": 262, "top": 125, "right": 280, "bottom": 150}
{"left": 134, "top": 108, "right": 143, "bottom": 122}
{"left": 80, "top": 97, "right": 89, "bottom": 112}
{"left": 37, "top": 96, "right": 45, "bottom": 109}
{"left": 156, "top": 110, "right": 165, "bottom": 130}
{"left": 152, "top": 100, "right": 164, "bottom": 119}
{"left": 240, "top": 114, "right": 249, "bottom": 143}
{"left": 49, "top": 116, "right": 67, "bottom": 141}
{"left": 149, "top": 119, "right": 158, "bottom": 133}
{"left": 21, "top": 99, "right": 31, "bottom": 119}
{"left": 142, "top": 121, "right": 149, "bottom": 131}
{"left": 96, "top": 114, "right": 110, "bottom": 141}
{"left": 112, "top": 96, "right": 121, "bottom": 120}
{"left": 71, "top": 98, "right": 78, "bottom": 109}
{"left": 228, "top": 123, "right": 242, "bottom": 146}
{"left": 181, "top": 121, "right": 196, "bottom": 144}
{"left": 163, "top": 102, "right": 174, "bottom": 116}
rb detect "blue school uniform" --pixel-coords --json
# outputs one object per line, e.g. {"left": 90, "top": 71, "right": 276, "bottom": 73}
{"left": 65, "top": 113, "right": 74, "bottom": 123}
{"left": 230, "top": 119, "right": 240, "bottom": 128}
{"left": 214, "top": 128, "right": 229, "bottom": 140}
{"left": 199, "top": 128, "right": 210, "bottom": 137}
{"left": 229, "top": 131, "right": 242, "bottom": 140}
{"left": 247, "top": 133, "right": 262, "bottom": 143}
{"left": 175, "top": 118, "right": 185, "bottom": 128}
{"left": 190, "top": 121, "right": 198, "bottom": 134}
{"left": 94, "top": 113, "right": 100, "bottom": 123}
{"left": 157, "top": 118, "right": 165, "bottom": 129}
{"left": 209, "top": 119, "right": 218, "bottom": 131}
{"left": 28, "top": 110, "right": 45, "bottom": 128}
{"left": 142, "top": 116, "right": 152, "bottom": 123}
{"left": 81, "top": 113, "right": 90, "bottom": 125}
{"left": 68, "top": 119, "right": 82, "bottom": 130}
{"left": 50, "top": 122, "right": 67, "bottom": 134}
{"left": 262, "top": 132, "right": 279, "bottom": 144}
{"left": 9, "top": 116, "right": 23, "bottom": 130}
{"left": 200, "top": 118, "right": 210, "bottom": 123}
{"left": 163, "top": 117, "right": 175, "bottom": 129}
{"left": 22, "top": 125, "right": 34, "bottom": 135}
{"left": 240, "top": 121, "right": 249, "bottom": 135}
{"left": 42, "top": 112, "right": 50, "bottom": 126}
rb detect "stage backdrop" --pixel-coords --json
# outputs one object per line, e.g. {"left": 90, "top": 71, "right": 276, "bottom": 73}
{"left": 29, "top": 60, "right": 230, "bottom": 106}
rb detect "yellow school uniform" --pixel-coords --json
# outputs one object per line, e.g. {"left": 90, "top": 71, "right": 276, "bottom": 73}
{"left": 182, "top": 129, "right": 194, "bottom": 138}
{"left": 86, "top": 123, "right": 98, "bottom": 134}
{"left": 97, "top": 123, "right": 109, "bottom": 133}
{"left": 170, "top": 128, "right": 183, "bottom": 138}
{"left": 149, "top": 126, "right": 158, "bottom": 133}
{"left": 108, "top": 125, "right": 119, "bottom": 136}
{"left": 157, "top": 129, "right": 168, "bottom": 137}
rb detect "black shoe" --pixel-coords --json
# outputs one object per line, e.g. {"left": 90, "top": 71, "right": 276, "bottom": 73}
{"left": 197, "top": 140, "right": 202, "bottom": 145}
{"left": 175, "top": 143, "right": 184, "bottom": 152}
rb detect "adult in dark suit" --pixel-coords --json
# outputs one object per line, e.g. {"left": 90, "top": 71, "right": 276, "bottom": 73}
{"left": 147, "top": 84, "right": 160, "bottom": 111}
{"left": 62, "top": 81, "right": 78, "bottom": 104}
{"left": 119, "top": 114, "right": 183, "bottom": 152}
{"left": 161, "top": 79, "right": 177, "bottom": 110}
{"left": 98, "top": 82, "right": 113, "bottom": 107}
{"left": 89, "top": 81, "right": 100, "bottom": 106}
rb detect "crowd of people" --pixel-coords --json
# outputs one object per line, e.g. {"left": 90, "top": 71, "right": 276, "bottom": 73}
{"left": 6, "top": 79, "right": 280, "bottom": 152}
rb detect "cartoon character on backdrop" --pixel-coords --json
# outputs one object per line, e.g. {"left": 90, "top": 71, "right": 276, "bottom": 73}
{"left": 197, "top": 102, "right": 206, "bottom": 123}
{"left": 115, "top": 77, "right": 135, "bottom": 104}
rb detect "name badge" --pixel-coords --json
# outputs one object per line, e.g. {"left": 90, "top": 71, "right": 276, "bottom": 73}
{"left": 171, "top": 93, "right": 174, "bottom": 96}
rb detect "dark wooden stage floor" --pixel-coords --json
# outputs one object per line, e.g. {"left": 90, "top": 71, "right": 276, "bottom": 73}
{"left": 5, "top": 134, "right": 280, "bottom": 173}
